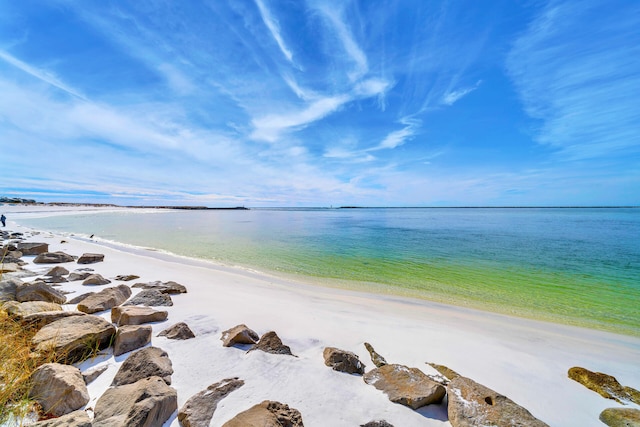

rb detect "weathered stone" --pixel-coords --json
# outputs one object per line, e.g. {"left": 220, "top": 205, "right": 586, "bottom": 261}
{"left": 0, "top": 277, "right": 21, "bottom": 301}
{"left": 68, "top": 292, "right": 95, "bottom": 304}
{"left": 111, "top": 346, "right": 173, "bottom": 386}
{"left": 33, "top": 251, "right": 75, "bottom": 264}
{"left": 447, "top": 375, "right": 549, "bottom": 427}
{"left": 77, "top": 253, "right": 104, "bottom": 264}
{"left": 568, "top": 367, "right": 640, "bottom": 405}
{"left": 363, "top": 364, "right": 446, "bottom": 410}
{"left": 42, "top": 276, "right": 68, "bottom": 284}
{"left": 29, "top": 363, "right": 89, "bottom": 417}
{"left": 111, "top": 305, "right": 168, "bottom": 326}
{"left": 323, "top": 347, "right": 365, "bottom": 375}
{"left": 426, "top": 362, "right": 461, "bottom": 381}
{"left": 32, "top": 315, "right": 116, "bottom": 362}
{"left": 68, "top": 272, "right": 92, "bottom": 281}
{"left": 222, "top": 400, "right": 304, "bottom": 427}
{"left": 248, "top": 331, "right": 294, "bottom": 356}
{"left": 0, "top": 263, "right": 19, "bottom": 273}
{"left": 16, "top": 281, "right": 66, "bottom": 304}
{"left": 32, "top": 410, "right": 92, "bottom": 427}
{"left": 364, "top": 342, "right": 388, "bottom": 367}
{"left": 132, "top": 280, "right": 187, "bottom": 294}
{"left": 115, "top": 274, "right": 140, "bottom": 281}
{"left": 82, "top": 365, "right": 109, "bottom": 385}
{"left": 82, "top": 273, "right": 111, "bottom": 286}
{"left": 361, "top": 422, "right": 394, "bottom": 427}
{"left": 21, "top": 311, "right": 86, "bottom": 329}
{"left": 17, "top": 242, "right": 49, "bottom": 255}
{"left": 113, "top": 325, "right": 152, "bottom": 356}
{"left": 77, "top": 285, "right": 131, "bottom": 314}
{"left": 178, "top": 377, "right": 244, "bottom": 427}
{"left": 600, "top": 407, "right": 640, "bottom": 427}
{"left": 3, "top": 256, "right": 26, "bottom": 265}
{"left": 3, "top": 300, "right": 62, "bottom": 318}
{"left": 221, "top": 324, "right": 259, "bottom": 347}
{"left": 158, "top": 322, "right": 195, "bottom": 340}
{"left": 93, "top": 376, "right": 177, "bottom": 427}
{"left": 45, "top": 266, "right": 69, "bottom": 277}
{"left": 123, "top": 289, "right": 173, "bottom": 306}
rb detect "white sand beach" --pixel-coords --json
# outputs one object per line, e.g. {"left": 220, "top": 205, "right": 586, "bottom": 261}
{"left": 2, "top": 206, "right": 640, "bottom": 426}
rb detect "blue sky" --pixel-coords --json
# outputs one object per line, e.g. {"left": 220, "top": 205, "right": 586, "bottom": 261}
{"left": 0, "top": 0, "right": 638, "bottom": 207}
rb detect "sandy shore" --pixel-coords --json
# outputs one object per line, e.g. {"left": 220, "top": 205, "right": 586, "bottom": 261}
{"left": 3, "top": 207, "right": 640, "bottom": 426}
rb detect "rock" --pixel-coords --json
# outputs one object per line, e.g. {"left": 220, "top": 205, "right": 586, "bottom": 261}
{"left": 93, "top": 376, "right": 177, "bottom": 427}
{"left": 17, "top": 242, "right": 49, "bottom": 255}
{"left": 222, "top": 400, "right": 304, "bottom": 427}
{"left": 111, "top": 346, "right": 173, "bottom": 386}
{"left": 363, "top": 364, "right": 446, "bottom": 410}
{"left": 82, "top": 365, "right": 109, "bottom": 385}
{"left": 77, "top": 285, "right": 131, "bottom": 314}
{"left": 33, "top": 251, "right": 75, "bottom": 264}
{"left": 21, "top": 311, "right": 86, "bottom": 329}
{"left": 426, "top": 362, "right": 461, "bottom": 381}
{"left": 221, "top": 324, "right": 259, "bottom": 347}
{"left": 42, "top": 275, "right": 69, "bottom": 284}
{"left": 132, "top": 280, "right": 187, "bottom": 294}
{"left": 82, "top": 274, "right": 111, "bottom": 286}
{"left": 68, "top": 292, "right": 95, "bottom": 304}
{"left": 447, "top": 375, "right": 549, "bottom": 427}
{"left": 248, "top": 331, "right": 294, "bottom": 356}
{"left": 364, "top": 342, "right": 388, "bottom": 367}
{"left": 32, "top": 315, "right": 116, "bottom": 362}
{"left": 600, "top": 408, "right": 640, "bottom": 427}
{"left": 77, "top": 253, "right": 104, "bottom": 264}
{"left": 111, "top": 305, "right": 168, "bottom": 326}
{"left": 3, "top": 301, "right": 62, "bottom": 318}
{"left": 178, "top": 377, "right": 244, "bottom": 427}
{"left": 29, "top": 363, "right": 89, "bottom": 417}
{"left": 16, "top": 281, "right": 66, "bottom": 304}
{"left": 361, "top": 422, "right": 394, "bottom": 427}
{"left": 32, "top": 410, "right": 92, "bottom": 427}
{"left": 123, "top": 289, "right": 173, "bottom": 306}
{"left": 568, "top": 367, "right": 640, "bottom": 405}
{"left": 0, "top": 277, "right": 21, "bottom": 301}
{"left": 45, "top": 266, "right": 69, "bottom": 277}
{"left": 323, "top": 347, "right": 365, "bottom": 375}
{"left": 115, "top": 274, "right": 140, "bottom": 281}
{"left": 158, "top": 322, "right": 195, "bottom": 340}
{"left": 0, "top": 263, "right": 19, "bottom": 273}
{"left": 113, "top": 325, "right": 152, "bottom": 356}
{"left": 3, "top": 256, "right": 26, "bottom": 265}
{"left": 68, "top": 272, "right": 92, "bottom": 281}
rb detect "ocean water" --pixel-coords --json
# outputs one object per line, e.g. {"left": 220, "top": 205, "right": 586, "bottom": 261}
{"left": 17, "top": 207, "right": 640, "bottom": 336}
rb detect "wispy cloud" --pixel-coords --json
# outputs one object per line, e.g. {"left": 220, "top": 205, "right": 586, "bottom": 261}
{"left": 369, "top": 117, "right": 421, "bottom": 151}
{"left": 254, "top": 0, "right": 295, "bottom": 64}
{"left": 441, "top": 80, "right": 482, "bottom": 106}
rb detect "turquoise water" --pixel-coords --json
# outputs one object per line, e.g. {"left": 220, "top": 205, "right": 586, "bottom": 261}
{"left": 18, "top": 208, "right": 640, "bottom": 336}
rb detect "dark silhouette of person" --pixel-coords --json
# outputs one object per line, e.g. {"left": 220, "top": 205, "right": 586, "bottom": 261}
{"left": 1, "top": 214, "right": 5, "bottom": 227}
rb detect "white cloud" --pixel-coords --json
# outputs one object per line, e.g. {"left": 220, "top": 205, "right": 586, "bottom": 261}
{"left": 441, "top": 80, "right": 481, "bottom": 106}
{"left": 158, "top": 63, "right": 195, "bottom": 95}
{"left": 254, "top": 0, "right": 295, "bottom": 64}
{"left": 369, "top": 117, "right": 421, "bottom": 151}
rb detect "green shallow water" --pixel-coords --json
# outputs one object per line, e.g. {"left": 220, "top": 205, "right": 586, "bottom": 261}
{"left": 16, "top": 207, "right": 640, "bottom": 336}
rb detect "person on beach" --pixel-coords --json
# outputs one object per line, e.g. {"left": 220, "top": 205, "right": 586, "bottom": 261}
{"left": 0, "top": 214, "right": 5, "bottom": 227}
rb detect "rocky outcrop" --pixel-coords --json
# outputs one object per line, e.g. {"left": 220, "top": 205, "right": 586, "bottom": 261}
{"left": 568, "top": 367, "right": 640, "bottom": 404}
{"left": 323, "top": 347, "right": 365, "bottom": 375}
{"left": 111, "top": 347, "right": 173, "bottom": 386}
{"left": 600, "top": 407, "right": 640, "bottom": 427}
{"left": 221, "top": 324, "right": 259, "bottom": 347}
{"left": 32, "top": 315, "right": 116, "bottom": 362}
{"left": 113, "top": 325, "right": 152, "bottom": 356}
{"left": 77, "top": 253, "right": 104, "bottom": 264}
{"left": 93, "top": 376, "right": 177, "bottom": 427}
{"left": 111, "top": 306, "right": 168, "bottom": 326}
{"left": 158, "top": 322, "right": 195, "bottom": 340}
{"left": 33, "top": 251, "right": 75, "bottom": 264}
{"left": 178, "top": 377, "right": 245, "bottom": 427}
{"left": 17, "top": 242, "right": 49, "bottom": 255}
{"left": 21, "top": 310, "right": 86, "bottom": 329}
{"left": 222, "top": 400, "right": 304, "bottom": 427}
{"left": 3, "top": 300, "right": 62, "bottom": 318}
{"left": 82, "top": 274, "right": 111, "bottom": 286}
{"left": 115, "top": 274, "right": 140, "bottom": 281}
{"left": 29, "top": 363, "right": 89, "bottom": 417}
{"left": 77, "top": 285, "right": 131, "bottom": 314}
{"left": 123, "top": 289, "right": 173, "bottom": 306}
{"left": 447, "top": 375, "right": 549, "bottom": 427}
{"left": 364, "top": 342, "right": 388, "bottom": 367}
{"left": 32, "top": 410, "right": 92, "bottom": 427}
{"left": 16, "top": 281, "right": 66, "bottom": 304}
{"left": 132, "top": 280, "right": 187, "bottom": 294}
{"left": 363, "top": 364, "right": 446, "bottom": 410}
{"left": 248, "top": 331, "right": 294, "bottom": 356}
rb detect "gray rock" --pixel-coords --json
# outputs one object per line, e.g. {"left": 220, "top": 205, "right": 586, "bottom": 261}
{"left": 221, "top": 324, "right": 259, "bottom": 347}
{"left": 77, "top": 253, "right": 104, "bottom": 264}
{"left": 93, "top": 376, "right": 177, "bottom": 427}
{"left": 111, "top": 305, "right": 168, "bottom": 326}
{"left": 363, "top": 364, "right": 446, "bottom": 410}
{"left": 77, "top": 285, "right": 131, "bottom": 314}
{"left": 115, "top": 274, "right": 140, "bottom": 281}
{"left": 0, "top": 263, "right": 19, "bottom": 273}
{"left": 600, "top": 408, "right": 640, "bottom": 427}
{"left": 323, "top": 347, "right": 365, "bottom": 375}
{"left": 248, "top": 331, "right": 294, "bottom": 356}
{"left": 42, "top": 275, "right": 68, "bottom": 284}
{"left": 17, "top": 242, "right": 49, "bottom": 255}
{"left": 45, "top": 266, "right": 69, "bottom": 277}
{"left": 16, "top": 281, "right": 66, "bottom": 304}
{"left": 29, "top": 363, "right": 89, "bottom": 417}
{"left": 0, "top": 277, "right": 21, "bottom": 301}
{"left": 33, "top": 251, "right": 75, "bottom": 264}
{"left": 158, "top": 322, "right": 195, "bottom": 340}
{"left": 123, "top": 289, "right": 173, "bottom": 306}
{"left": 111, "top": 346, "right": 173, "bottom": 386}
{"left": 3, "top": 300, "right": 62, "bottom": 318}
{"left": 113, "top": 324, "right": 152, "bottom": 356}
{"left": 68, "top": 272, "right": 92, "bottom": 281}
{"left": 447, "top": 375, "right": 549, "bottom": 427}
{"left": 82, "top": 273, "right": 111, "bottom": 286}
{"left": 364, "top": 342, "right": 388, "bottom": 367}
{"left": 68, "top": 292, "right": 95, "bottom": 304}
{"left": 21, "top": 310, "right": 86, "bottom": 329}
{"left": 32, "top": 410, "right": 92, "bottom": 427}
{"left": 361, "top": 422, "right": 394, "bottom": 427}
{"left": 178, "top": 377, "right": 244, "bottom": 427}
{"left": 82, "top": 365, "right": 109, "bottom": 385}
{"left": 222, "top": 400, "right": 304, "bottom": 427}
{"left": 132, "top": 280, "right": 187, "bottom": 294}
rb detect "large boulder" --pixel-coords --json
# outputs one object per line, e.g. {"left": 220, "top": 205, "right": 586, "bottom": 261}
{"left": 248, "top": 331, "right": 294, "bottom": 356}
{"left": 68, "top": 272, "right": 92, "bottom": 282}
{"left": 178, "top": 377, "right": 244, "bottom": 427}
{"left": 93, "top": 376, "right": 177, "bottom": 427}
{"left": 77, "top": 285, "right": 131, "bottom": 314}
{"left": 16, "top": 281, "right": 66, "bottom": 304}
{"left": 123, "top": 289, "right": 173, "bottom": 306}
{"left": 132, "top": 280, "right": 187, "bottom": 294}
{"left": 29, "top": 363, "right": 89, "bottom": 417}
{"left": 0, "top": 277, "right": 21, "bottom": 301}
{"left": 221, "top": 324, "right": 259, "bottom": 347}
{"left": 21, "top": 311, "right": 86, "bottom": 329}
{"left": 600, "top": 408, "right": 640, "bottom": 427}
{"left": 323, "top": 347, "right": 365, "bottom": 375}
{"left": 82, "top": 274, "right": 111, "bottom": 286}
{"left": 111, "top": 346, "right": 173, "bottom": 386}
{"left": 113, "top": 325, "right": 152, "bottom": 356}
{"left": 33, "top": 251, "right": 75, "bottom": 264}
{"left": 77, "top": 253, "right": 104, "bottom": 264}
{"left": 568, "top": 367, "right": 640, "bottom": 405}
{"left": 3, "top": 300, "right": 62, "bottom": 318}
{"left": 222, "top": 400, "right": 304, "bottom": 427}
{"left": 364, "top": 342, "right": 388, "bottom": 367}
{"left": 363, "top": 364, "right": 446, "bottom": 410}
{"left": 447, "top": 375, "right": 549, "bottom": 427}
{"left": 111, "top": 306, "right": 168, "bottom": 326}
{"left": 158, "top": 322, "right": 195, "bottom": 340}
{"left": 17, "top": 242, "right": 49, "bottom": 255}
{"left": 68, "top": 292, "right": 95, "bottom": 304}
{"left": 45, "top": 266, "right": 69, "bottom": 277}
{"left": 32, "top": 315, "right": 116, "bottom": 362}
{"left": 32, "top": 410, "right": 92, "bottom": 427}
